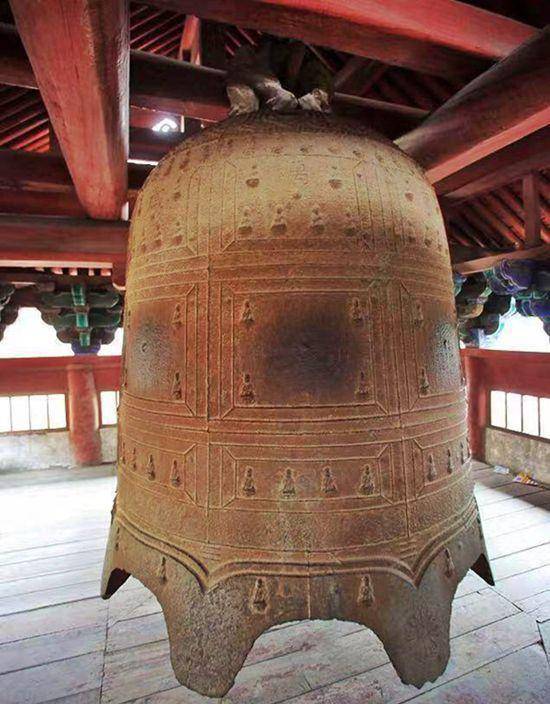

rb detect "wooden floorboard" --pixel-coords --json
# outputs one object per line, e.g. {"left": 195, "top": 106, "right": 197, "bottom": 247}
{"left": 0, "top": 552, "right": 107, "bottom": 582}
{"left": 0, "top": 566, "right": 103, "bottom": 599}
{"left": 478, "top": 490, "right": 550, "bottom": 520}
{"left": 0, "top": 464, "right": 549, "bottom": 704}
{"left": 0, "top": 623, "right": 106, "bottom": 676}
{"left": 486, "top": 523, "right": 550, "bottom": 559}
{"left": 481, "top": 504, "right": 550, "bottom": 539}
{"left": 1, "top": 651, "right": 105, "bottom": 704}
{"left": 491, "top": 543, "right": 550, "bottom": 581}
{"left": 516, "top": 589, "right": 550, "bottom": 614}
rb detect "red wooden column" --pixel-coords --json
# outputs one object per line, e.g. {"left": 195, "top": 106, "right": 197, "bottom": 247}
{"left": 67, "top": 365, "right": 102, "bottom": 466}
{"left": 463, "top": 354, "right": 488, "bottom": 461}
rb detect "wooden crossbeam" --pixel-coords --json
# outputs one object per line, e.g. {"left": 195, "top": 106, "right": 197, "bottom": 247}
{"left": 130, "top": 50, "right": 227, "bottom": 122}
{"left": 0, "top": 22, "right": 37, "bottom": 89}
{"left": 0, "top": 135, "right": 192, "bottom": 216}
{"left": 0, "top": 149, "right": 73, "bottom": 192}
{"left": 131, "top": 51, "right": 429, "bottom": 130}
{"left": 0, "top": 26, "right": 228, "bottom": 122}
{"left": 0, "top": 189, "right": 87, "bottom": 218}
{"left": 0, "top": 214, "right": 128, "bottom": 268}
{"left": 131, "top": 50, "right": 428, "bottom": 133}
{"left": 9, "top": 0, "right": 130, "bottom": 220}
{"left": 398, "top": 26, "right": 550, "bottom": 185}
{"left": 452, "top": 243, "right": 550, "bottom": 274}
{"left": 435, "top": 126, "right": 550, "bottom": 201}
{"left": 149, "top": 0, "right": 536, "bottom": 80}
{"left": 0, "top": 149, "right": 149, "bottom": 195}
{"left": 0, "top": 25, "right": 428, "bottom": 135}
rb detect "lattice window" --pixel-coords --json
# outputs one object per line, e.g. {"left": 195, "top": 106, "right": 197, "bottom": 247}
{"left": 99, "top": 391, "right": 120, "bottom": 427}
{"left": 0, "top": 394, "right": 67, "bottom": 433}
{"left": 490, "top": 390, "right": 550, "bottom": 439}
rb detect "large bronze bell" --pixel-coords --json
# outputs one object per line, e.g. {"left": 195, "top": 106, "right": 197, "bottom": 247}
{"left": 102, "top": 112, "right": 493, "bottom": 697}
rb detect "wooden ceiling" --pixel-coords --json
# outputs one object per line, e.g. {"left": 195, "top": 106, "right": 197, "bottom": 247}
{"left": 0, "top": 0, "right": 548, "bottom": 282}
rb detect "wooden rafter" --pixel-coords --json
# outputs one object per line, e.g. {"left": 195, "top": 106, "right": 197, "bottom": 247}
{"left": 449, "top": 215, "right": 489, "bottom": 249}
{"left": 470, "top": 198, "right": 523, "bottom": 247}
{"left": 9, "top": 0, "right": 130, "bottom": 220}
{"left": 333, "top": 57, "right": 387, "bottom": 96}
{"left": 457, "top": 204, "right": 509, "bottom": 250}
{"left": 148, "top": 0, "right": 536, "bottom": 79}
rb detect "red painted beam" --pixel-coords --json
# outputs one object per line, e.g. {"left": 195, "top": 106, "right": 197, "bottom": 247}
{"left": 462, "top": 349, "right": 550, "bottom": 399}
{"left": 0, "top": 25, "right": 427, "bottom": 134}
{"left": 150, "top": 0, "right": 536, "bottom": 79}
{"left": 0, "top": 355, "right": 121, "bottom": 396}
{"left": 0, "top": 22, "right": 37, "bottom": 89}
{"left": 0, "top": 146, "right": 151, "bottom": 217}
{"left": 0, "top": 28, "right": 237, "bottom": 123}
{"left": 0, "top": 214, "right": 128, "bottom": 268}
{"left": 130, "top": 50, "right": 428, "bottom": 133}
{"left": 0, "top": 149, "right": 149, "bottom": 195}
{"left": 0, "top": 188, "right": 87, "bottom": 218}
{"left": 10, "top": 0, "right": 130, "bottom": 220}
{"left": 130, "top": 50, "right": 228, "bottom": 122}
{"left": 434, "top": 126, "right": 550, "bottom": 201}
{"left": 398, "top": 26, "right": 550, "bottom": 185}
{"left": 0, "top": 149, "right": 73, "bottom": 192}
{"left": 0, "top": 31, "right": 226, "bottom": 123}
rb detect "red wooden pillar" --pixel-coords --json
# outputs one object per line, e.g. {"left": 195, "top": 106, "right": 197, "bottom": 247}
{"left": 67, "top": 364, "right": 102, "bottom": 466}
{"left": 464, "top": 354, "right": 488, "bottom": 461}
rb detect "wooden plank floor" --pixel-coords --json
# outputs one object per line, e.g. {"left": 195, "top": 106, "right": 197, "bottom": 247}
{"left": 1, "top": 462, "right": 549, "bottom": 703}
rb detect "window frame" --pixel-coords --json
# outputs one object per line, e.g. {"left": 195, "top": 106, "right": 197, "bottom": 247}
{"left": 98, "top": 390, "right": 120, "bottom": 427}
{"left": 0, "top": 393, "right": 68, "bottom": 434}
{"left": 489, "top": 389, "right": 549, "bottom": 442}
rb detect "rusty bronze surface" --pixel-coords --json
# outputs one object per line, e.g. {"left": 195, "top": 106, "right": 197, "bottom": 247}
{"left": 101, "top": 112, "right": 493, "bottom": 698}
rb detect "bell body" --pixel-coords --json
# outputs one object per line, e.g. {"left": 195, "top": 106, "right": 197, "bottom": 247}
{"left": 102, "top": 113, "right": 492, "bottom": 697}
